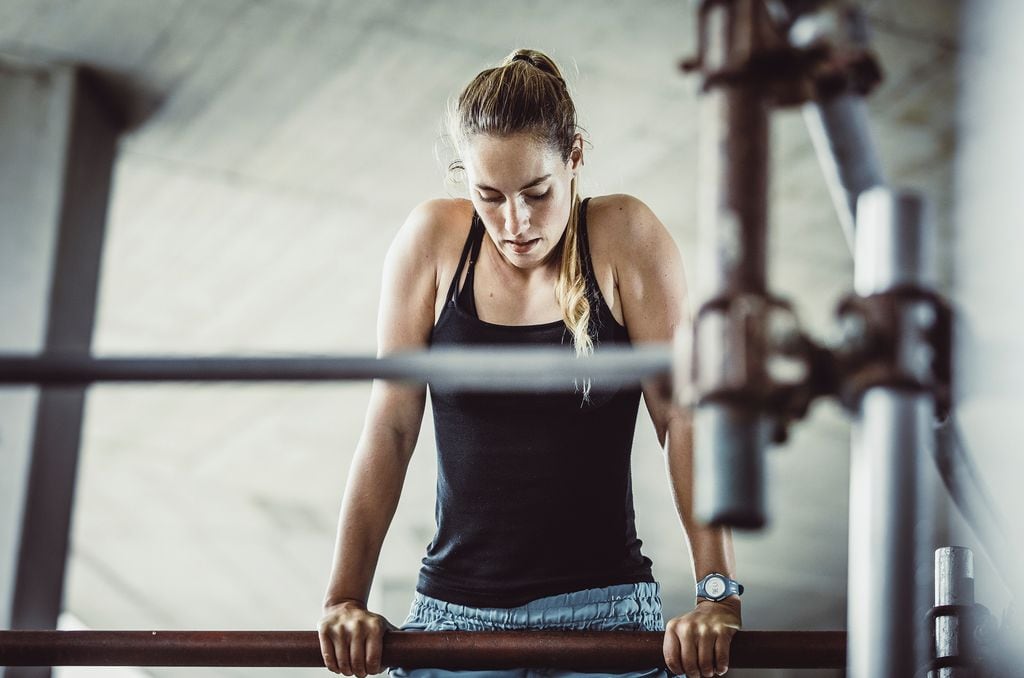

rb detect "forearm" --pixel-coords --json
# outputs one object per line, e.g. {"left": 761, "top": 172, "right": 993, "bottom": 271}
{"left": 663, "top": 412, "right": 738, "bottom": 586}
{"left": 322, "top": 427, "right": 412, "bottom": 609}
{"left": 322, "top": 501, "right": 387, "bottom": 609}
{"left": 323, "top": 540, "right": 378, "bottom": 609}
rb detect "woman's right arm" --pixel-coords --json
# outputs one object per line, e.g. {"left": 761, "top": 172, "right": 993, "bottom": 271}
{"left": 318, "top": 200, "right": 451, "bottom": 677}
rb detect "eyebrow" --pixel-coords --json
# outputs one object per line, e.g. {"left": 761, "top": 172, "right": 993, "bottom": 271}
{"left": 474, "top": 174, "right": 551, "bottom": 193}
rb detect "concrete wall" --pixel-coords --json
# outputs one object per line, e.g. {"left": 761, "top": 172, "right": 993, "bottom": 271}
{"left": 952, "top": 0, "right": 1024, "bottom": 632}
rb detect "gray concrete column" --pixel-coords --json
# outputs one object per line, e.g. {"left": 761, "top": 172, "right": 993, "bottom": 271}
{"left": 952, "top": 1, "right": 1024, "bottom": 665}
{"left": 0, "top": 57, "right": 120, "bottom": 678}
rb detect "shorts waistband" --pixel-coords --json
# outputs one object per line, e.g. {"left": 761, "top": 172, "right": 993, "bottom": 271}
{"left": 409, "top": 581, "right": 663, "bottom": 628}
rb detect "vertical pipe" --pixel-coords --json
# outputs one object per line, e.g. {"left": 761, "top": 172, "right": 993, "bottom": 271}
{"left": 846, "top": 187, "right": 936, "bottom": 678}
{"left": 933, "top": 547, "right": 973, "bottom": 678}
{"left": 853, "top": 189, "right": 934, "bottom": 294}
{"left": 698, "top": 87, "right": 769, "bottom": 295}
{"left": 847, "top": 390, "right": 931, "bottom": 678}
{"left": 694, "top": 1, "right": 772, "bottom": 528}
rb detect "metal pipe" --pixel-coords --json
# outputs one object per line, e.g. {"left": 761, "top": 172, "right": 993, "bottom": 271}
{"left": 0, "top": 630, "right": 846, "bottom": 669}
{"left": 847, "top": 187, "right": 936, "bottom": 678}
{"left": 848, "top": 389, "right": 931, "bottom": 678}
{"left": 693, "top": 0, "right": 773, "bottom": 528}
{"left": 933, "top": 546, "right": 973, "bottom": 678}
{"left": 0, "top": 345, "right": 671, "bottom": 391}
{"left": 853, "top": 189, "right": 934, "bottom": 294}
{"left": 793, "top": 3, "right": 886, "bottom": 252}
{"left": 933, "top": 420, "right": 1022, "bottom": 592}
{"left": 694, "top": 405, "right": 769, "bottom": 527}
{"left": 803, "top": 94, "right": 886, "bottom": 252}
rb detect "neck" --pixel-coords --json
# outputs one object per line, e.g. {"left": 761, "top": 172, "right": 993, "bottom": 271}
{"left": 484, "top": 234, "right": 563, "bottom": 286}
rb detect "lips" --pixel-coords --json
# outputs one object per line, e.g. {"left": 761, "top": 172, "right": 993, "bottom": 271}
{"left": 507, "top": 238, "right": 539, "bottom": 254}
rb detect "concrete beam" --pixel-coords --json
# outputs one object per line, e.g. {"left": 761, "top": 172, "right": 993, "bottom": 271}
{"left": 0, "top": 57, "right": 121, "bottom": 678}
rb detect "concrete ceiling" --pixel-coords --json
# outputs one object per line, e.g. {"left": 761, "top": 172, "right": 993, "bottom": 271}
{"left": 1, "top": 1, "right": 962, "bottom": 677}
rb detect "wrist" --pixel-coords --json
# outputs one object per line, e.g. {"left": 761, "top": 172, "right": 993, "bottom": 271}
{"left": 322, "top": 596, "right": 367, "bottom": 612}
{"left": 696, "top": 595, "right": 741, "bottom": 609}
{"left": 696, "top": 595, "right": 742, "bottom": 623}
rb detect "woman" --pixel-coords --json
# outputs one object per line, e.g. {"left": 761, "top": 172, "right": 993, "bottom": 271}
{"left": 317, "top": 49, "right": 742, "bottom": 678}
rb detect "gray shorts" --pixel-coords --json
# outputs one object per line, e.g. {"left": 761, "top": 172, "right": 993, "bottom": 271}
{"left": 389, "top": 581, "right": 673, "bottom": 677}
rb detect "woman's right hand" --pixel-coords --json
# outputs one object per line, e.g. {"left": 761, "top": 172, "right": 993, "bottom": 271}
{"left": 318, "top": 600, "right": 397, "bottom": 677}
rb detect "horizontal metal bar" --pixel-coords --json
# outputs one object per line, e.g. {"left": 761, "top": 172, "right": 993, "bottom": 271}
{"left": 0, "top": 630, "right": 846, "bottom": 669}
{"left": 0, "top": 345, "right": 672, "bottom": 391}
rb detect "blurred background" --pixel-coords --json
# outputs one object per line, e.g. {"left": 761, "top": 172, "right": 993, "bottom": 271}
{"left": 3, "top": 1, "right": 1020, "bottom": 677}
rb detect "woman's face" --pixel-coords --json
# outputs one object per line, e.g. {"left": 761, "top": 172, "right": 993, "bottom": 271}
{"left": 462, "top": 132, "right": 581, "bottom": 270}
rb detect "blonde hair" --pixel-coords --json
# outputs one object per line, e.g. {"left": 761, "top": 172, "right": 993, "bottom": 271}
{"left": 444, "top": 49, "right": 594, "bottom": 372}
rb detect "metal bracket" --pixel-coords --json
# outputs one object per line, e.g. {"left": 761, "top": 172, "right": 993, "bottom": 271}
{"left": 835, "top": 286, "right": 953, "bottom": 417}
{"left": 681, "top": 0, "right": 882, "bottom": 107}
{"left": 689, "top": 292, "right": 818, "bottom": 444}
{"left": 687, "top": 284, "right": 953, "bottom": 444}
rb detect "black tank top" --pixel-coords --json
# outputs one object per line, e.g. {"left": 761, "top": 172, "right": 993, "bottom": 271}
{"left": 418, "top": 196, "right": 655, "bottom": 608}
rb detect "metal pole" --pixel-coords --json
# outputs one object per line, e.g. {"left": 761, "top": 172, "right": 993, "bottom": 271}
{"left": 0, "top": 346, "right": 671, "bottom": 391}
{"left": 694, "top": 0, "right": 773, "bottom": 528}
{"left": 788, "top": 3, "right": 885, "bottom": 252}
{"left": 0, "top": 61, "right": 121, "bottom": 678}
{"left": 803, "top": 94, "right": 886, "bottom": 251}
{"left": 933, "top": 547, "right": 973, "bottom": 678}
{"left": 0, "top": 630, "right": 847, "bottom": 669}
{"left": 846, "top": 187, "right": 936, "bottom": 678}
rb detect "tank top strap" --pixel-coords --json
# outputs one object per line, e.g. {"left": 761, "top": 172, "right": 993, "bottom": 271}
{"left": 446, "top": 212, "right": 485, "bottom": 305}
{"left": 463, "top": 213, "right": 486, "bottom": 302}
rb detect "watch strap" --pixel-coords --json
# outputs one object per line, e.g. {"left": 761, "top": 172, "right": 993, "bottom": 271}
{"left": 696, "top": 573, "right": 744, "bottom": 601}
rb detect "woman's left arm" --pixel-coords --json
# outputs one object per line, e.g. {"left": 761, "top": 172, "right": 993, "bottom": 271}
{"left": 612, "top": 195, "right": 741, "bottom": 678}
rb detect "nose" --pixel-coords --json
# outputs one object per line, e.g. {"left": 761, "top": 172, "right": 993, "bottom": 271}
{"left": 503, "top": 199, "right": 529, "bottom": 238}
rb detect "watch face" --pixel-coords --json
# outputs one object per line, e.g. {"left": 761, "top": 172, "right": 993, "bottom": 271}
{"left": 705, "top": 576, "right": 727, "bottom": 599}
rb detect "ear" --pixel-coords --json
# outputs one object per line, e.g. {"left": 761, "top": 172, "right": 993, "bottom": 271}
{"left": 569, "top": 133, "right": 585, "bottom": 172}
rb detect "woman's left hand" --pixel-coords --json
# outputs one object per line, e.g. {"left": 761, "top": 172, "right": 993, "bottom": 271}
{"left": 662, "top": 599, "right": 742, "bottom": 677}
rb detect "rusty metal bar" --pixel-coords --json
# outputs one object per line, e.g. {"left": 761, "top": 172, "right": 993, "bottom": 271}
{"left": 691, "top": 0, "right": 775, "bottom": 529}
{"left": 0, "top": 630, "right": 845, "bottom": 669}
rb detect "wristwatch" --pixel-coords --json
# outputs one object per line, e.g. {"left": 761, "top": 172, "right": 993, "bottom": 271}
{"left": 696, "top": 572, "right": 744, "bottom": 602}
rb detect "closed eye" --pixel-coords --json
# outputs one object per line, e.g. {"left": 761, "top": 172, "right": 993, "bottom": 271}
{"left": 479, "top": 190, "right": 548, "bottom": 203}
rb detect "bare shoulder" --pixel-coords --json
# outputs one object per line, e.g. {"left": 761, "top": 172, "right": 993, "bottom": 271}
{"left": 586, "top": 193, "right": 687, "bottom": 340}
{"left": 585, "top": 193, "right": 679, "bottom": 271}
{"left": 376, "top": 198, "right": 475, "bottom": 352}
{"left": 389, "top": 197, "right": 475, "bottom": 280}
{"left": 394, "top": 197, "right": 474, "bottom": 254}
